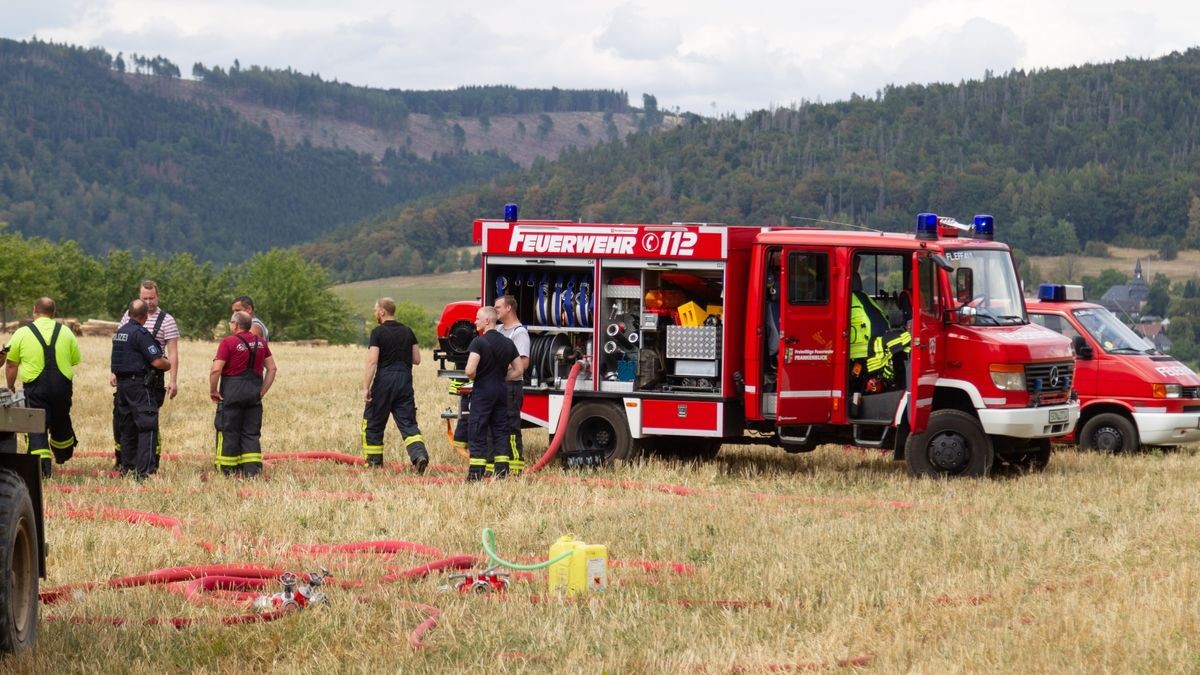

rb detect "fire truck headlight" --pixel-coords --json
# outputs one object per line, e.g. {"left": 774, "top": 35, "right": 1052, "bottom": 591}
{"left": 989, "top": 364, "right": 1025, "bottom": 391}
{"left": 1152, "top": 383, "right": 1182, "bottom": 399}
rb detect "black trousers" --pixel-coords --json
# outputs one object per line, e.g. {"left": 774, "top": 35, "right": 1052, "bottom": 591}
{"left": 215, "top": 373, "right": 264, "bottom": 474}
{"left": 24, "top": 372, "right": 76, "bottom": 464}
{"left": 115, "top": 378, "right": 157, "bottom": 476}
{"left": 468, "top": 384, "right": 509, "bottom": 474}
{"left": 362, "top": 363, "right": 427, "bottom": 463}
{"left": 505, "top": 380, "right": 525, "bottom": 470}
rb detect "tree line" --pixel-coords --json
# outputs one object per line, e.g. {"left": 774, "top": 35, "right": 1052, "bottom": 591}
{"left": 0, "top": 226, "right": 403, "bottom": 345}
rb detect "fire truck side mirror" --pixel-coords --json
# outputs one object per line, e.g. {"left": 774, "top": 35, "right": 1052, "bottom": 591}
{"left": 1072, "top": 335, "right": 1094, "bottom": 360}
{"left": 955, "top": 268, "right": 974, "bottom": 305}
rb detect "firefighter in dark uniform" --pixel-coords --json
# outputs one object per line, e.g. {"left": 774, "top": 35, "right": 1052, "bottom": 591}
{"left": 5, "top": 297, "right": 82, "bottom": 477}
{"left": 464, "top": 306, "right": 523, "bottom": 480}
{"left": 110, "top": 299, "right": 171, "bottom": 478}
{"left": 361, "top": 297, "right": 429, "bottom": 473}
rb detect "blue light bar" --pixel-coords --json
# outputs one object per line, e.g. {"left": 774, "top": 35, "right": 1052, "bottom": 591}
{"left": 1037, "top": 283, "right": 1065, "bottom": 301}
{"left": 504, "top": 203, "right": 519, "bottom": 222}
{"left": 915, "top": 212, "right": 939, "bottom": 241}
{"left": 973, "top": 214, "right": 995, "bottom": 240}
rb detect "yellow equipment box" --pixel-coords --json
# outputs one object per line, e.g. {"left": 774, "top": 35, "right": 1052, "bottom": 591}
{"left": 547, "top": 534, "right": 608, "bottom": 597}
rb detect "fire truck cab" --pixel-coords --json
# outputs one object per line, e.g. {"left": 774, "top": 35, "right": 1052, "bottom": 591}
{"left": 1027, "top": 283, "right": 1200, "bottom": 452}
{"left": 438, "top": 208, "right": 1078, "bottom": 477}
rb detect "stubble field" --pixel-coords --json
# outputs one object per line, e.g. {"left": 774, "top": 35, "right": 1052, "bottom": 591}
{"left": 3, "top": 336, "right": 1199, "bottom": 673}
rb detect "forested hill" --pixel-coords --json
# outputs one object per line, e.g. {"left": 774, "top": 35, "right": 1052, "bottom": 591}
{"left": 304, "top": 48, "right": 1200, "bottom": 281}
{"left": 0, "top": 38, "right": 646, "bottom": 263}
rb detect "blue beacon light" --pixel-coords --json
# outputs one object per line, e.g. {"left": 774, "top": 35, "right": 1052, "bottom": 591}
{"left": 973, "top": 214, "right": 995, "bottom": 240}
{"left": 915, "top": 212, "right": 939, "bottom": 241}
{"left": 504, "top": 203, "right": 520, "bottom": 223}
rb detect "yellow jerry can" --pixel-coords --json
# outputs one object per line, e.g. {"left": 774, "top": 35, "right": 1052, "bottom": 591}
{"left": 547, "top": 534, "right": 608, "bottom": 597}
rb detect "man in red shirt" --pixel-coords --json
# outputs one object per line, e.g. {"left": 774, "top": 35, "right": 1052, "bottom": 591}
{"left": 209, "top": 311, "right": 277, "bottom": 477}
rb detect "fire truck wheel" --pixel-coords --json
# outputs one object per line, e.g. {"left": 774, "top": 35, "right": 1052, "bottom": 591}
{"left": 0, "top": 468, "right": 39, "bottom": 654}
{"left": 563, "top": 401, "right": 637, "bottom": 464}
{"left": 905, "top": 409, "right": 993, "bottom": 477}
{"left": 1079, "top": 413, "right": 1137, "bottom": 453}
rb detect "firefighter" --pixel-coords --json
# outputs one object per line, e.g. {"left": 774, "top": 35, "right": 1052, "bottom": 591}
{"left": 849, "top": 271, "right": 911, "bottom": 396}
{"left": 448, "top": 375, "right": 471, "bottom": 460}
{"left": 361, "top": 298, "right": 429, "bottom": 472}
{"left": 5, "top": 297, "right": 81, "bottom": 478}
{"left": 210, "top": 311, "right": 276, "bottom": 477}
{"left": 464, "top": 306, "right": 523, "bottom": 480}
{"left": 494, "top": 294, "right": 530, "bottom": 474}
{"left": 111, "top": 299, "right": 172, "bottom": 479}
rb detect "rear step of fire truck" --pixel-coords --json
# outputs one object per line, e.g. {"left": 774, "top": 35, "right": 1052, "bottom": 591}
{"left": 852, "top": 423, "right": 891, "bottom": 448}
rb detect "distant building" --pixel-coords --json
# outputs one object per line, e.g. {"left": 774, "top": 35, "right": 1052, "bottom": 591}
{"left": 1134, "top": 317, "right": 1172, "bottom": 352}
{"left": 1099, "top": 258, "right": 1149, "bottom": 317}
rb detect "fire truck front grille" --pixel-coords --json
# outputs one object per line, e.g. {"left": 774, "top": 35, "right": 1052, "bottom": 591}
{"left": 1026, "top": 361, "right": 1074, "bottom": 406}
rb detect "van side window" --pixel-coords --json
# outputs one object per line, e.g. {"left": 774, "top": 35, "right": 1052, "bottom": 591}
{"left": 787, "top": 252, "right": 828, "bottom": 305}
{"left": 1030, "top": 313, "right": 1082, "bottom": 341}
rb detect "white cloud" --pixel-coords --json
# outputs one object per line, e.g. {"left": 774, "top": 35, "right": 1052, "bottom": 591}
{"left": 3, "top": 1, "right": 1198, "bottom": 115}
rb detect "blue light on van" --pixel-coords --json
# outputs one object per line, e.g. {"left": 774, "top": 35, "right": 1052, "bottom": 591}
{"left": 1037, "top": 284, "right": 1084, "bottom": 301}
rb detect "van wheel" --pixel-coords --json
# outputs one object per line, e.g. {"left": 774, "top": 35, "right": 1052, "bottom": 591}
{"left": 905, "top": 410, "right": 993, "bottom": 477}
{"left": 0, "top": 469, "right": 39, "bottom": 654}
{"left": 562, "top": 401, "right": 636, "bottom": 464}
{"left": 1080, "top": 413, "right": 1137, "bottom": 453}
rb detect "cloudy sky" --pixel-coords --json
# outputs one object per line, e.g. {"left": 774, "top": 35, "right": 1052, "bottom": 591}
{"left": 7, "top": 0, "right": 1198, "bottom": 115}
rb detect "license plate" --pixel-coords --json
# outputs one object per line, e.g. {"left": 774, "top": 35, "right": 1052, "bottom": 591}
{"left": 1048, "top": 408, "right": 1068, "bottom": 423}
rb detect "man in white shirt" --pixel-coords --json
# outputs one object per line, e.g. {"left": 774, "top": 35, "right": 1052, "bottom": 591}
{"left": 112, "top": 280, "right": 180, "bottom": 473}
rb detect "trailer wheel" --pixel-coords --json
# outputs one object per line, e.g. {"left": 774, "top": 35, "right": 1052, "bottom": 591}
{"left": 563, "top": 401, "right": 636, "bottom": 464}
{"left": 1080, "top": 413, "right": 1137, "bottom": 454}
{"left": 905, "top": 410, "right": 993, "bottom": 477}
{"left": 0, "top": 468, "right": 38, "bottom": 654}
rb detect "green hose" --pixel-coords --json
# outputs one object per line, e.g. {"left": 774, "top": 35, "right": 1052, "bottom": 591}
{"left": 481, "top": 528, "right": 574, "bottom": 571}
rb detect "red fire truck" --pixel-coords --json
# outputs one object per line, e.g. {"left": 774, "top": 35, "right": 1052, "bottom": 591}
{"left": 1027, "top": 283, "right": 1200, "bottom": 452}
{"left": 437, "top": 209, "right": 1078, "bottom": 477}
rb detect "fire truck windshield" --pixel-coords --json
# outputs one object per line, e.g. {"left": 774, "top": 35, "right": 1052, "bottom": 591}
{"left": 1073, "top": 307, "right": 1156, "bottom": 354}
{"left": 944, "top": 249, "right": 1027, "bottom": 325}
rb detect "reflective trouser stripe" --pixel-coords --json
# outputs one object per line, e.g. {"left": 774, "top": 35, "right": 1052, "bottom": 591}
{"left": 50, "top": 436, "right": 75, "bottom": 449}
{"left": 362, "top": 419, "right": 384, "bottom": 456}
{"left": 30, "top": 447, "right": 51, "bottom": 459}
{"left": 469, "top": 458, "right": 486, "bottom": 467}
{"left": 403, "top": 434, "right": 424, "bottom": 447}
{"left": 509, "top": 435, "right": 524, "bottom": 473}
{"left": 238, "top": 452, "right": 263, "bottom": 465}
{"left": 215, "top": 432, "right": 238, "bottom": 467}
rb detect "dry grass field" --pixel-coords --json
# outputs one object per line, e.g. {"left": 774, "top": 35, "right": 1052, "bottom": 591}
{"left": 1029, "top": 247, "right": 1200, "bottom": 288}
{"left": 3, "top": 336, "right": 1200, "bottom": 673}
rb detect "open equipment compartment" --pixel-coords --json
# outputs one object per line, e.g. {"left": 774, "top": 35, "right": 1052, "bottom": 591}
{"left": 485, "top": 257, "right": 597, "bottom": 390}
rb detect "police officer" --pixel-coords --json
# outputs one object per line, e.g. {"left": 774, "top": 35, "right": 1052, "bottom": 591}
{"left": 464, "top": 306, "right": 523, "bottom": 480}
{"left": 5, "top": 297, "right": 82, "bottom": 477}
{"left": 361, "top": 298, "right": 429, "bottom": 473}
{"left": 112, "top": 279, "right": 180, "bottom": 473}
{"left": 111, "top": 299, "right": 171, "bottom": 478}
{"left": 494, "top": 294, "right": 530, "bottom": 474}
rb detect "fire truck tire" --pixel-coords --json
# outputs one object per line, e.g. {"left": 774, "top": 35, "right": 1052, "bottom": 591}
{"left": 905, "top": 409, "right": 993, "bottom": 477}
{"left": 0, "top": 468, "right": 39, "bottom": 654}
{"left": 1079, "top": 413, "right": 1137, "bottom": 454}
{"left": 563, "top": 401, "right": 637, "bottom": 464}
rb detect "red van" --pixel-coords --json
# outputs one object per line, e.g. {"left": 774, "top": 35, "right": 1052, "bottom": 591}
{"left": 1027, "top": 284, "right": 1200, "bottom": 452}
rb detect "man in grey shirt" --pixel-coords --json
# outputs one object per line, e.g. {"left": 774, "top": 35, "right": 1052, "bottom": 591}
{"left": 494, "top": 294, "right": 531, "bottom": 474}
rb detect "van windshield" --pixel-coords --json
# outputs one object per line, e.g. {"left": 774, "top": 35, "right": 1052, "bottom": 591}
{"left": 944, "top": 249, "right": 1027, "bottom": 325}
{"left": 1073, "top": 307, "right": 1154, "bottom": 354}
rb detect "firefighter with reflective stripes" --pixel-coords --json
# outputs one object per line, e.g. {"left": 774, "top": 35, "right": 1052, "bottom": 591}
{"left": 494, "top": 294, "right": 530, "bottom": 474}
{"left": 5, "top": 297, "right": 81, "bottom": 478}
{"left": 448, "top": 375, "right": 471, "bottom": 459}
{"left": 112, "top": 299, "right": 172, "bottom": 479}
{"left": 464, "top": 306, "right": 522, "bottom": 480}
{"left": 210, "top": 311, "right": 276, "bottom": 477}
{"left": 850, "top": 272, "right": 912, "bottom": 393}
{"left": 361, "top": 298, "right": 429, "bottom": 473}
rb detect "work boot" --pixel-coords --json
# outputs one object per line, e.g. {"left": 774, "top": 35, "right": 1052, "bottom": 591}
{"left": 241, "top": 463, "right": 262, "bottom": 478}
{"left": 221, "top": 466, "right": 241, "bottom": 477}
{"left": 40, "top": 458, "right": 52, "bottom": 478}
{"left": 466, "top": 465, "right": 485, "bottom": 482}
{"left": 53, "top": 446, "right": 74, "bottom": 464}
{"left": 413, "top": 457, "right": 429, "bottom": 475}
{"left": 366, "top": 455, "right": 384, "bottom": 468}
